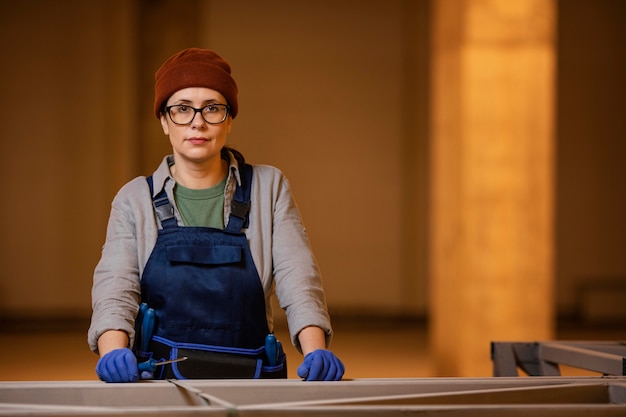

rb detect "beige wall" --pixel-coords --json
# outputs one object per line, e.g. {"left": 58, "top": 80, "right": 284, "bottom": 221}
{"left": 0, "top": 1, "right": 138, "bottom": 316}
{"left": 556, "top": 0, "right": 626, "bottom": 320}
{"left": 0, "top": 0, "right": 624, "bottom": 324}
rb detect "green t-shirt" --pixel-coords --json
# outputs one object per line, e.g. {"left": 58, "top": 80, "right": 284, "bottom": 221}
{"left": 174, "top": 176, "right": 227, "bottom": 228}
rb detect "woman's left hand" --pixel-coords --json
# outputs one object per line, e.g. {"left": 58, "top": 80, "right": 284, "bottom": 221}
{"left": 297, "top": 349, "right": 344, "bottom": 381}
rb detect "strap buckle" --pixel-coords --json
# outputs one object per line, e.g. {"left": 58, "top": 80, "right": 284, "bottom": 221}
{"left": 154, "top": 197, "right": 175, "bottom": 223}
{"left": 230, "top": 200, "right": 250, "bottom": 220}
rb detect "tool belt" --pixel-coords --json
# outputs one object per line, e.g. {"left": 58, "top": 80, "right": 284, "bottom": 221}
{"left": 145, "top": 335, "right": 287, "bottom": 379}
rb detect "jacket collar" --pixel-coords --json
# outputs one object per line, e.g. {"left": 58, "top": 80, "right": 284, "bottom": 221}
{"left": 150, "top": 153, "right": 241, "bottom": 198}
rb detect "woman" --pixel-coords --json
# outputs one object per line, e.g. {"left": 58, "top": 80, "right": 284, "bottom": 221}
{"left": 88, "top": 48, "right": 344, "bottom": 382}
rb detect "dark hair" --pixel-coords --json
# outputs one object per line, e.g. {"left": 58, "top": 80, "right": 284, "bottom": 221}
{"left": 222, "top": 146, "right": 246, "bottom": 166}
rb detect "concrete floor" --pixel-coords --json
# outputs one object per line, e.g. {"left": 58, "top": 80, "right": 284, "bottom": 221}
{"left": 0, "top": 319, "right": 623, "bottom": 381}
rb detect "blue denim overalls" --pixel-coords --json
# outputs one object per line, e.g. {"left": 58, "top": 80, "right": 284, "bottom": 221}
{"left": 138, "top": 164, "right": 286, "bottom": 379}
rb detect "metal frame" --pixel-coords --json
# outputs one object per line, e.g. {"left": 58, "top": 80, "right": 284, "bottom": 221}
{"left": 492, "top": 341, "right": 626, "bottom": 377}
{"left": 2, "top": 377, "right": 626, "bottom": 416}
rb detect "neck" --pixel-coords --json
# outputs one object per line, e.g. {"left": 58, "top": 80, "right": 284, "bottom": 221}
{"left": 171, "top": 156, "right": 228, "bottom": 189}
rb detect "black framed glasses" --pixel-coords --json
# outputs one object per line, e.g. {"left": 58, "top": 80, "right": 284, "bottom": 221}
{"left": 165, "top": 104, "right": 230, "bottom": 125}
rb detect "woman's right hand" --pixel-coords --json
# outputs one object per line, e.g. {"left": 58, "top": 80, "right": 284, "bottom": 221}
{"left": 95, "top": 348, "right": 138, "bottom": 383}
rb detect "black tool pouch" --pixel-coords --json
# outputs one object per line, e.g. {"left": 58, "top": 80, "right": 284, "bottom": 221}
{"left": 149, "top": 336, "right": 287, "bottom": 379}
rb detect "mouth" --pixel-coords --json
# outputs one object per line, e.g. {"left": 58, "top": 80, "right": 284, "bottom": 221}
{"left": 187, "top": 137, "right": 210, "bottom": 145}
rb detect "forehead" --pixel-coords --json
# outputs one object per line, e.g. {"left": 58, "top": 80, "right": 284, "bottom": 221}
{"left": 167, "top": 87, "right": 227, "bottom": 104}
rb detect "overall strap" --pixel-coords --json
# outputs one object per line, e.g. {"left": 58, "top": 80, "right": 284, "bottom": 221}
{"left": 225, "top": 163, "right": 253, "bottom": 232}
{"left": 146, "top": 176, "right": 177, "bottom": 228}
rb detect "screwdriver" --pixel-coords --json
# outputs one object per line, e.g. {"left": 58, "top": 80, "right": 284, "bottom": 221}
{"left": 138, "top": 356, "right": 188, "bottom": 372}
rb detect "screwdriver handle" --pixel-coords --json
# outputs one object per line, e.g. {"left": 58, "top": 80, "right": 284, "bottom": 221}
{"left": 138, "top": 358, "right": 157, "bottom": 372}
{"left": 265, "top": 334, "right": 278, "bottom": 366}
{"left": 140, "top": 308, "right": 155, "bottom": 352}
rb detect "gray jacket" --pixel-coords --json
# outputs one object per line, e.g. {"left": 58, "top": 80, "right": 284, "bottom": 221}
{"left": 88, "top": 154, "right": 332, "bottom": 353}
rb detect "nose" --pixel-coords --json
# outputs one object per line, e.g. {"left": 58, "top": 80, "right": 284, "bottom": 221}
{"left": 190, "top": 110, "right": 207, "bottom": 127}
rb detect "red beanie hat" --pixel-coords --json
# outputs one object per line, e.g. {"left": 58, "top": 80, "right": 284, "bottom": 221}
{"left": 154, "top": 48, "right": 238, "bottom": 119}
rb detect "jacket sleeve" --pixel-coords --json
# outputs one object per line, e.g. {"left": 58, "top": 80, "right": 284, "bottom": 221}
{"left": 256, "top": 166, "right": 333, "bottom": 352}
{"left": 87, "top": 182, "right": 144, "bottom": 353}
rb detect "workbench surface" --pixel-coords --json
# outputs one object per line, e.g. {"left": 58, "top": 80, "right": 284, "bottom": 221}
{"left": 2, "top": 376, "right": 626, "bottom": 416}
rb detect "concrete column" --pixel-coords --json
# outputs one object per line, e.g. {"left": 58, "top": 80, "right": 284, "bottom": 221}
{"left": 429, "top": 0, "right": 556, "bottom": 376}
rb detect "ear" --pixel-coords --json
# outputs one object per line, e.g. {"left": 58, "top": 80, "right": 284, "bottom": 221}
{"left": 160, "top": 114, "right": 170, "bottom": 135}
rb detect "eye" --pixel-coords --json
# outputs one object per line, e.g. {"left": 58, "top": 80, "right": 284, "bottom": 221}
{"left": 177, "top": 105, "right": 192, "bottom": 113}
{"left": 204, "top": 105, "right": 220, "bottom": 113}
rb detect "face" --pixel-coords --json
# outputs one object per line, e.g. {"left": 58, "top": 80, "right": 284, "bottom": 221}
{"left": 160, "top": 87, "right": 232, "bottom": 166}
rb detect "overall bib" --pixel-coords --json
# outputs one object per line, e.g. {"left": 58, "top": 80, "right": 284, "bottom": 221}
{"left": 138, "top": 164, "right": 286, "bottom": 379}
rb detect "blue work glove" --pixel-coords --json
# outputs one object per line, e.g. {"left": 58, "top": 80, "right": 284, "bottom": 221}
{"left": 297, "top": 349, "right": 345, "bottom": 381}
{"left": 95, "top": 348, "right": 138, "bottom": 383}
